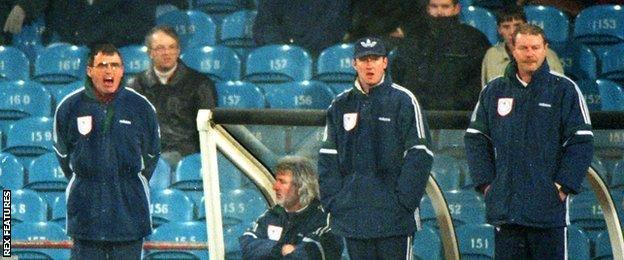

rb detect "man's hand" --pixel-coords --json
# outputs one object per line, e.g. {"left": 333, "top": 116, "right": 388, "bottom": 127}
{"left": 3, "top": 5, "right": 25, "bottom": 34}
{"left": 558, "top": 189, "right": 568, "bottom": 202}
{"left": 281, "top": 244, "right": 295, "bottom": 256}
{"left": 483, "top": 185, "right": 491, "bottom": 196}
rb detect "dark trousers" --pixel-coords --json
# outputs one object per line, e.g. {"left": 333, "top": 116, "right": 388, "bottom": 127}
{"left": 345, "top": 235, "right": 413, "bottom": 260}
{"left": 494, "top": 224, "right": 566, "bottom": 260}
{"left": 71, "top": 239, "right": 143, "bottom": 260}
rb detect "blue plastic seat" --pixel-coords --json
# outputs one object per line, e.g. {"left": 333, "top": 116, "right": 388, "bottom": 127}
{"left": 524, "top": 5, "right": 570, "bottom": 43}
{"left": 33, "top": 43, "right": 88, "bottom": 84}
{"left": 596, "top": 79, "right": 624, "bottom": 111}
{"left": 418, "top": 196, "right": 437, "bottom": 227}
{"left": 150, "top": 189, "right": 195, "bottom": 226}
{"left": 0, "top": 80, "right": 53, "bottom": 120}
{"left": 244, "top": 45, "right": 313, "bottom": 83}
{"left": 0, "top": 152, "right": 25, "bottom": 190}
{"left": 569, "top": 191, "right": 607, "bottom": 241}
{"left": 219, "top": 188, "right": 267, "bottom": 226}
{"left": 264, "top": 81, "right": 335, "bottom": 110}
{"left": 12, "top": 222, "right": 70, "bottom": 259}
{"left": 574, "top": 5, "right": 624, "bottom": 45}
{"left": 156, "top": 10, "right": 217, "bottom": 49}
{"left": 192, "top": 0, "right": 241, "bottom": 14}
{"left": 0, "top": 46, "right": 30, "bottom": 81}
{"left": 220, "top": 10, "right": 257, "bottom": 52}
{"left": 315, "top": 43, "right": 356, "bottom": 83}
{"left": 413, "top": 225, "right": 442, "bottom": 260}
{"left": 567, "top": 224, "right": 591, "bottom": 260}
{"left": 180, "top": 45, "right": 241, "bottom": 81}
{"left": 51, "top": 196, "right": 67, "bottom": 227}
{"left": 146, "top": 221, "right": 208, "bottom": 259}
{"left": 12, "top": 17, "right": 46, "bottom": 64}
{"left": 456, "top": 223, "right": 495, "bottom": 259}
{"left": 11, "top": 189, "right": 48, "bottom": 223}
{"left": 432, "top": 154, "right": 462, "bottom": 191}
{"left": 610, "top": 160, "right": 624, "bottom": 189}
{"left": 444, "top": 189, "right": 486, "bottom": 225}
{"left": 223, "top": 222, "right": 246, "bottom": 259}
{"left": 4, "top": 116, "right": 54, "bottom": 157}
{"left": 460, "top": 6, "right": 499, "bottom": 45}
{"left": 594, "top": 230, "right": 614, "bottom": 260}
{"left": 215, "top": 81, "right": 266, "bottom": 108}
{"left": 52, "top": 81, "right": 83, "bottom": 105}
{"left": 25, "top": 152, "right": 68, "bottom": 205}
{"left": 598, "top": 43, "right": 624, "bottom": 84}
{"left": 150, "top": 158, "right": 172, "bottom": 192}
{"left": 119, "top": 45, "right": 151, "bottom": 86}
{"left": 576, "top": 79, "right": 603, "bottom": 111}
{"left": 550, "top": 41, "right": 598, "bottom": 81}
{"left": 326, "top": 82, "right": 352, "bottom": 95}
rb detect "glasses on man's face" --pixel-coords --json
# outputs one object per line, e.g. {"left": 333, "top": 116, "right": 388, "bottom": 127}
{"left": 92, "top": 62, "right": 122, "bottom": 70}
{"left": 151, "top": 45, "right": 179, "bottom": 54}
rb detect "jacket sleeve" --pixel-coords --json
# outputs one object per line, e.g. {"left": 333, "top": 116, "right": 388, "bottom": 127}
{"left": 464, "top": 89, "right": 496, "bottom": 191}
{"left": 52, "top": 102, "right": 72, "bottom": 180}
{"left": 554, "top": 83, "right": 594, "bottom": 194}
{"left": 283, "top": 211, "right": 342, "bottom": 259}
{"left": 317, "top": 106, "right": 343, "bottom": 213}
{"left": 239, "top": 213, "right": 280, "bottom": 259}
{"left": 395, "top": 94, "right": 433, "bottom": 211}
{"left": 141, "top": 101, "right": 161, "bottom": 181}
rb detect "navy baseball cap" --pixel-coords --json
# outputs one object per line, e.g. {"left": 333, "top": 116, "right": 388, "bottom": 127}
{"left": 353, "top": 37, "right": 387, "bottom": 59}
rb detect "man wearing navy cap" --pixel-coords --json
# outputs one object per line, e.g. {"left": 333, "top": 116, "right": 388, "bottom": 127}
{"left": 318, "top": 37, "right": 433, "bottom": 259}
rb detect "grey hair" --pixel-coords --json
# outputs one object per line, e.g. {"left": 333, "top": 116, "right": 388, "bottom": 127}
{"left": 274, "top": 156, "right": 319, "bottom": 207}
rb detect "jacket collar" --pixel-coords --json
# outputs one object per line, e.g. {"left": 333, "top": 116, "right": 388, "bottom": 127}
{"left": 84, "top": 77, "right": 124, "bottom": 103}
{"left": 145, "top": 59, "right": 188, "bottom": 86}
{"left": 504, "top": 59, "right": 551, "bottom": 87}
{"left": 353, "top": 74, "right": 390, "bottom": 96}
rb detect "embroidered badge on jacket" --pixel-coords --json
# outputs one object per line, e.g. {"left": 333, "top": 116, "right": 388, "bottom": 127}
{"left": 77, "top": 116, "right": 92, "bottom": 135}
{"left": 497, "top": 98, "right": 513, "bottom": 116}
{"left": 343, "top": 113, "right": 358, "bottom": 131}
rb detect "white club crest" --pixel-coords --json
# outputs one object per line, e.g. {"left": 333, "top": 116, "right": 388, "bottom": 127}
{"left": 267, "top": 225, "right": 283, "bottom": 241}
{"left": 497, "top": 98, "right": 514, "bottom": 116}
{"left": 343, "top": 113, "right": 358, "bottom": 131}
{"left": 360, "top": 39, "right": 377, "bottom": 48}
{"left": 77, "top": 116, "right": 92, "bottom": 135}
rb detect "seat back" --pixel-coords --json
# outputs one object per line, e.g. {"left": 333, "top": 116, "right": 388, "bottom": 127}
{"left": 445, "top": 189, "right": 486, "bottom": 225}
{"left": 594, "top": 230, "right": 614, "bottom": 260}
{"left": 244, "top": 45, "right": 313, "bottom": 83}
{"left": 316, "top": 43, "right": 356, "bottom": 83}
{"left": 51, "top": 196, "right": 67, "bottom": 226}
{"left": 550, "top": 41, "right": 598, "bottom": 80}
{"left": 524, "top": 5, "right": 570, "bottom": 43}
{"left": 220, "top": 188, "right": 267, "bottom": 226}
{"left": 456, "top": 223, "right": 495, "bottom": 259}
{"left": 220, "top": 10, "right": 257, "bottom": 49}
{"left": 4, "top": 116, "right": 54, "bottom": 156}
{"left": 0, "top": 152, "right": 25, "bottom": 190}
{"left": 150, "top": 188, "right": 195, "bottom": 226}
{"left": 576, "top": 79, "right": 602, "bottom": 111}
{"left": 574, "top": 5, "right": 624, "bottom": 45}
{"left": 0, "top": 80, "right": 53, "bottom": 120}
{"left": 156, "top": 10, "right": 218, "bottom": 49}
{"left": 598, "top": 43, "right": 624, "bottom": 84}
{"left": 12, "top": 222, "right": 70, "bottom": 260}
{"left": 11, "top": 189, "right": 47, "bottom": 223}
{"left": 119, "top": 45, "right": 151, "bottom": 76}
{"left": 567, "top": 225, "right": 591, "bottom": 260}
{"left": 0, "top": 46, "right": 30, "bottom": 81}
{"left": 413, "top": 225, "right": 442, "bottom": 260}
{"left": 264, "top": 81, "right": 335, "bottom": 110}
{"left": 181, "top": 45, "right": 241, "bottom": 81}
{"left": 215, "top": 81, "right": 266, "bottom": 108}
{"left": 25, "top": 152, "right": 67, "bottom": 205}
{"left": 431, "top": 154, "right": 462, "bottom": 191}
{"left": 149, "top": 158, "right": 172, "bottom": 192}
{"left": 146, "top": 221, "right": 208, "bottom": 259}
{"left": 460, "top": 6, "right": 499, "bottom": 45}
{"left": 596, "top": 79, "right": 624, "bottom": 111}
{"left": 34, "top": 43, "right": 88, "bottom": 84}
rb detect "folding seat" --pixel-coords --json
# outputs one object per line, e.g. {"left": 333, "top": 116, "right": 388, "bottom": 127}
{"left": 180, "top": 45, "right": 241, "bottom": 81}
{"left": 244, "top": 45, "right": 313, "bottom": 83}
{"left": 610, "top": 160, "right": 624, "bottom": 190}
{"left": 12, "top": 222, "right": 70, "bottom": 260}
{"left": 326, "top": 82, "right": 352, "bottom": 95}
{"left": 582, "top": 156, "right": 610, "bottom": 190}
{"left": 12, "top": 17, "right": 46, "bottom": 64}
{"left": 413, "top": 225, "right": 442, "bottom": 260}
{"left": 418, "top": 196, "right": 437, "bottom": 227}
{"left": 219, "top": 188, "right": 267, "bottom": 226}
{"left": 444, "top": 189, "right": 486, "bottom": 226}
{"left": 549, "top": 41, "right": 598, "bottom": 81}
{"left": 119, "top": 45, "right": 151, "bottom": 85}
{"left": 150, "top": 158, "right": 172, "bottom": 192}
{"left": 596, "top": 79, "right": 624, "bottom": 111}
{"left": 51, "top": 196, "right": 67, "bottom": 227}
{"left": 223, "top": 222, "right": 246, "bottom": 259}
{"left": 0, "top": 152, "right": 25, "bottom": 190}
{"left": 456, "top": 223, "right": 495, "bottom": 259}
{"left": 215, "top": 81, "right": 266, "bottom": 108}
{"left": 220, "top": 10, "right": 257, "bottom": 55}
{"left": 150, "top": 188, "right": 195, "bottom": 226}
{"left": 569, "top": 191, "right": 607, "bottom": 241}
{"left": 524, "top": 5, "right": 570, "bottom": 43}
{"left": 567, "top": 224, "right": 591, "bottom": 260}
{"left": 4, "top": 117, "right": 54, "bottom": 159}
{"left": 192, "top": 0, "right": 241, "bottom": 14}
{"left": 33, "top": 43, "right": 88, "bottom": 84}
{"left": 434, "top": 129, "right": 466, "bottom": 152}
{"left": 315, "top": 43, "right": 356, "bottom": 83}
{"left": 574, "top": 5, "right": 624, "bottom": 46}
{"left": 155, "top": 3, "right": 179, "bottom": 18}
{"left": 460, "top": 6, "right": 499, "bottom": 45}
{"left": 51, "top": 80, "right": 83, "bottom": 106}
{"left": 264, "top": 81, "right": 335, "bottom": 110}
{"left": 146, "top": 221, "right": 208, "bottom": 259}
{"left": 25, "top": 153, "right": 68, "bottom": 205}
{"left": 0, "top": 80, "right": 53, "bottom": 126}
{"left": 0, "top": 46, "right": 30, "bottom": 81}
{"left": 156, "top": 10, "right": 217, "bottom": 49}
{"left": 576, "top": 79, "right": 604, "bottom": 112}
{"left": 594, "top": 230, "right": 614, "bottom": 260}
{"left": 598, "top": 44, "right": 624, "bottom": 85}
{"left": 11, "top": 189, "right": 48, "bottom": 223}
{"left": 431, "top": 154, "right": 462, "bottom": 191}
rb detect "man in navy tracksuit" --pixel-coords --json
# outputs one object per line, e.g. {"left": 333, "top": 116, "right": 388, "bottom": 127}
{"left": 318, "top": 37, "right": 433, "bottom": 259}
{"left": 465, "top": 24, "right": 593, "bottom": 259}
{"left": 54, "top": 44, "right": 160, "bottom": 259}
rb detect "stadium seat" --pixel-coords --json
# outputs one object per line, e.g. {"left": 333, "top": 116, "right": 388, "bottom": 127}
{"left": 444, "top": 189, "right": 486, "bottom": 226}
{"left": 594, "top": 230, "right": 614, "bottom": 260}
{"left": 0, "top": 80, "right": 53, "bottom": 122}
{"left": 549, "top": 41, "right": 598, "bottom": 80}
{"left": 180, "top": 45, "right": 241, "bottom": 81}
{"left": 51, "top": 81, "right": 83, "bottom": 105}
{"left": 244, "top": 45, "right": 313, "bottom": 83}
{"left": 223, "top": 222, "right": 246, "bottom": 259}
{"left": 215, "top": 81, "right": 266, "bottom": 108}
{"left": 596, "top": 79, "right": 624, "bottom": 111}
{"left": 419, "top": 196, "right": 437, "bottom": 227}
{"left": 150, "top": 158, "right": 172, "bottom": 192}
{"left": 25, "top": 153, "right": 68, "bottom": 205}
{"left": 11, "top": 189, "right": 48, "bottom": 223}
{"left": 0, "top": 152, "right": 25, "bottom": 190}
{"left": 156, "top": 10, "right": 217, "bottom": 49}
{"left": 567, "top": 225, "right": 591, "bottom": 260}
{"left": 315, "top": 43, "right": 356, "bottom": 83}
{"left": 220, "top": 10, "right": 257, "bottom": 54}
{"left": 4, "top": 116, "right": 54, "bottom": 157}
{"left": 264, "top": 81, "right": 335, "bottom": 110}
{"left": 524, "top": 5, "right": 570, "bottom": 43}
{"left": 12, "top": 17, "right": 46, "bottom": 64}
{"left": 326, "top": 82, "right": 352, "bottom": 95}
{"left": 146, "top": 221, "right": 209, "bottom": 260}
{"left": 576, "top": 79, "right": 604, "bottom": 112}
{"left": 611, "top": 160, "right": 624, "bottom": 189}
{"left": 460, "top": 6, "right": 499, "bottom": 45}
{"left": 456, "top": 223, "right": 495, "bottom": 259}
{"left": 574, "top": 5, "right": 624, "bottom": 46}
{"left": 431, "top": 154, "right": 462, "bottom": 191}
{"left": 598, "top": 44, "right": 624, "bottom": 84}
{"left": 220, "top": 188, "right": 267, "bottom": 226}
{"left": 150, "top": 189, "right": 195, "bottom": 226}
{"left": 413, "top": 225, "right": 442, "bottom": 260}
{"left": 119, "top": 45, "right": 151, "bottom": 85}
{"left": 155, "top": 4, "right": 179, "bottom": 18}
{"left": 33, "top": 43, "right": 88, "bottom": 84}
{"left": 0, "top": 46, "right": 30, "bottom": 81}
{"left": 51, "top": 196, "right": 67, "bottom": 227}
{"left": 569, "top": 192, "right": 607, "bottom": 241}
{"left": 192, "top": 0, "right": 241, "bottom": 14}
{"left": 12, "top": 222, "right": 70, "bottom": 260}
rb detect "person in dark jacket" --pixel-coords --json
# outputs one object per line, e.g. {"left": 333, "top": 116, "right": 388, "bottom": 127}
{"left": 129, "top": 25, "right": 216, "bottom": 166}
{"left": 465, "top": 24, "right": 593, "bottom": 259}
{"left": 391, "top": 0, "right": 490, "bottom": 111}
{"left": 318, "top": 37, "right": 433, "bottom": 259}
{"left": 240, "top": 156, "right": 342, "bottom": 259}
{"left": 54, "top": 44, "right": 160, "bottom": 259}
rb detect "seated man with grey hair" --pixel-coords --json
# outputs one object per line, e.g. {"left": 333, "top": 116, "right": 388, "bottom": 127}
{"left": 239, "top": 156, "right": 342, "bottom": 259}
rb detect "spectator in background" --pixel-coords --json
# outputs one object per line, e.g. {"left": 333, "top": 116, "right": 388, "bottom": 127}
{"left": 3, "top": 0, "right": 157, "bottom": 47}
{"left": 252, "top": 0, "right": 350, "bottom": 56}
{"left": 239, "top": 156, "right": 342, "bottom": 259}
{"left": 465, "top": 24, "right": 593, "bottom": 259}
{"left": 318, "top": 37, "right": 433, "bottom": 259}
{"left": 54, "top": 44, "right": 160, "bottom": 259}
{"left": 392, "top": 0, "right": 490, "bottom": 111}
{"left": 481, "top": 6, "right": 564, "bottom": 86}
{"left": 129, "top": 25, "right": 216, "bottom": 166}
